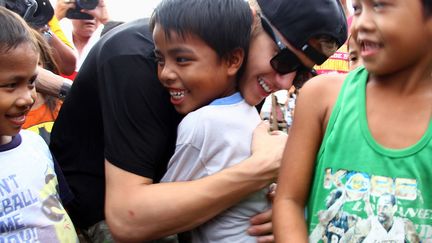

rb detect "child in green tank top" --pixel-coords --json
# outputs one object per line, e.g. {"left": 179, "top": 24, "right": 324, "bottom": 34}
{"left": 273, "top": 0, "right": 432, "bottom": 242}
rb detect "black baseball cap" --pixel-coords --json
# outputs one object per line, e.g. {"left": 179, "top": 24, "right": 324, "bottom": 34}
{"left": 2, "top": 0, "right": 54, "bottom": 28}
{"left": 257, "top": 0, "right": 348, "bottom": 65}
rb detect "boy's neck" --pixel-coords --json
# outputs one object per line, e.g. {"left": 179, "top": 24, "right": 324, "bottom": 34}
{"left": 219, "top": 80, "right": 238, "bottom": 99}
{"left": 222, "top": 89, "right": 239, "bottom": 98}
{"left": 0, "top": 136, "right": 12, "bottom": 145}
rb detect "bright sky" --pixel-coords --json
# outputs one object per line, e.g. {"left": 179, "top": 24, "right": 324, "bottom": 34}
{"left": 104, "top": 0, "right": 354, "bottom": 23}
{"left": 105, "top": 0, "right": 163, "bottom": 22}
{"left": 53, "top": 0, "right": 353, "bottom": 23}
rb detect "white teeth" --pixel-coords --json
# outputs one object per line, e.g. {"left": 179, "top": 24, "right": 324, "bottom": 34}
{"left": 169, "top": 90, "right": 185, "bottom": 99}
{"left": 8, "top": 114, "right": 25, "bottom": 123}
{"left": 258, "top": 78, "right": 272, "bottom": 93}
{"left": 362, "top": 41, "right": 380, "bottom": 50}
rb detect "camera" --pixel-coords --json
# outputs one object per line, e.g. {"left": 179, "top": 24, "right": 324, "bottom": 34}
{"left": 66, "top": 0, "right": 99, "bottom": 20}
{"left": 3, "top": 0, "right": 54, "bottom": 28}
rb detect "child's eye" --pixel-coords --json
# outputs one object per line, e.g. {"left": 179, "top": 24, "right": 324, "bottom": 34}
{"left": 373, "top": 1, "right": 386, "bottom": 10}
{"left": 176, "top": 57, "right": 190, "bottom": 63}
{"left": 0, "top": 83, "right": 17, "bottom": 89}
{"left": 352, "top": 4, "right": 361, "bottom": 15}
{"left": 349, "top": 56, "right": 358, "bottom": 62}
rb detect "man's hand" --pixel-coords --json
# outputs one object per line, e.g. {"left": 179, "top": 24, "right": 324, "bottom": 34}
{"left": 248, "top": 209, "right": 274, "bottom": 243}
{"left": 248, "top": 183, "right": 277, "bottom": 243}
{"left": 81, "top": 0, "right": 110, "bottom": 24}
{"left": 55, "top": 0, "right": 75, "bottom": 20}
{"left": 251, "top": 121, "right": 288, "bottom": 181}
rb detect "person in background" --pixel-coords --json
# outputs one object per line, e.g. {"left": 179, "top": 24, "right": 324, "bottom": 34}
{"left": 36, "top": 0, "right": 77, "bottom": 76}
{"left": 273, "top": 0, "right": 432, "bottom": 241}
{"left": 347, "top": 34, "right": 362, "bottom": 71}
{"left": 23, "top": 28, "right": 63, "bottom": 145}
{"left": 0, "top": 6, "right": 78, "bottom": 241}
{"left": 55, "top": 0, "right": 110, "bottom": 72}
{"left": 313, "top": 0, "right": 351, "bottom": 75}
{"left": 3, "top": 0, "right": 77, "bottom": 76}
{"left": 1, "top": 0, "right": 75, "bottom": 100}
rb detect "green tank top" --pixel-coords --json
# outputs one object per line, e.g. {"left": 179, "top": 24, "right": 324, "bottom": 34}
{"left": 307, "top": 66, "right": 432, "bottom": 242}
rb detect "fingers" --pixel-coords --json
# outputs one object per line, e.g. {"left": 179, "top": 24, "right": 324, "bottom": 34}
{"left": 248, "top": 210, "right": 273, "bottom": 240}
{"left": 55, "top": 0, "right": 75, "bottom": 20}
{"left": 253, "top": 120, "right": 287, "bottom": 138}
{"left": 253, "top": 120, "right": 270, "bottom": 135}
{"left": 269, "top": 130, "right": 288, "bottom": 136}
{"left": 250, "top": 208, "right": 272, "bottom": 226}
{"left": 249, "top": 212, "right": 275, "bottom": 243}
{"left": 248, "top": 221, "right": 272, "bottom": 235}
{"left": 257, "top": 235, "right": 275, "bottom": 243}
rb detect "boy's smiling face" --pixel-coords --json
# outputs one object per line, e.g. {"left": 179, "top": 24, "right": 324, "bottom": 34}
{"left": 0, "top": 43, "right": 38, "bottom": 143}
{"left": 153, "top": 24, "right": 240, "bottom": 115}
{"left": 351, "top": 0, "right": 431, "bottom": 76}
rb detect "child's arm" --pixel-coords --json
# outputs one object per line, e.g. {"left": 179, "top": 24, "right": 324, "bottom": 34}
{"left": 273, "top": 74, "right": 345, "bottom": 242}
{"left": 35, "top": 66, "right": 72, "bottom": 99}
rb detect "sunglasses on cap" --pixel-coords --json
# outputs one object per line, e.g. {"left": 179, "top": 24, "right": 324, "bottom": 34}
{"left": 22, "top": 0, "right": 38, "bottom": 22}
{"left": 260, "top": 14, "right": 317, "bottom": 88}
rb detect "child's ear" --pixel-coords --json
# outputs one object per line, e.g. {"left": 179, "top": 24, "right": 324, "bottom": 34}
{"left": 226, "top": 48, "right": 245, "bottom": 76}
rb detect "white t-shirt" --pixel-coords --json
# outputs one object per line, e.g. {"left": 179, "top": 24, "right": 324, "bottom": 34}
{"left": 162, "top": 92, "right": 269, "bottom": 243}
{"left": 0, "top": 130, "right": 78, "bottom": 242}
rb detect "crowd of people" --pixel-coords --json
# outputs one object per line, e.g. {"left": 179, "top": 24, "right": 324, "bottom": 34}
{"left": 0, "top": 0, "right": 431, "bottom": 242}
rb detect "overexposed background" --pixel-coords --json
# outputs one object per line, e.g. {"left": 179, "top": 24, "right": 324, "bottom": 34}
{"left": 89, "top": 0, "right": 353, "bottom": 23}
{"left": 51, "top": 0, "right": 353, "bottom": 23}
{"left": 105, "top": 0, "right": 163, "bottom": 22}
{"left": 49, "top": 0, "right": 163, "bottom": 22}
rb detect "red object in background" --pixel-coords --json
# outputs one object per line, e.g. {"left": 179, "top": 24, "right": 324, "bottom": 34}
{"left": 61, "top": 71, "right": 77, "bottom": 81}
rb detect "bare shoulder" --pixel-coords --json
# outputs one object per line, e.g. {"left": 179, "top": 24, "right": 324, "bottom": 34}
{"left": 300, "top": 73, "right": 346, "bottom": 100}
{"left": 298, "top": 73, "right": 347, "bottom": 125}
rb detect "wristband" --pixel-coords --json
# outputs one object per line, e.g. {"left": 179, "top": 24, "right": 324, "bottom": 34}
{"left": 59, "top": 81, "right": 71, "bottom": 99}
{"left": 42, "top": 29, "right": 53, "bottom": 43}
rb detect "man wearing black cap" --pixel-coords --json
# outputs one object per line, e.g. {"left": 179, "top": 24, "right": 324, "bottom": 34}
{"left": 240, "top": 0, "right": 347, "bottom": 107}
{"left": 257, "top": 0, "right": 346, "bottom": 68}
{"left": 49, "top": 0, "right": 347, "bottom": 241}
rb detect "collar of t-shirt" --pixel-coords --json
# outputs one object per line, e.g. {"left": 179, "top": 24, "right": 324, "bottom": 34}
{"left": 0, "top": 134, "right": 22, "bottom": 152}
{"left": 209, "top": 92, "right": 243, "bottom": 106}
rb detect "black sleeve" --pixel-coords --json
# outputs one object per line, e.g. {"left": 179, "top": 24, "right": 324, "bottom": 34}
{"left": 98, "top": 54, "right": 180, "bottom": 181}
{"left": 52, "top": 154, "right": 74, "bottom": 205}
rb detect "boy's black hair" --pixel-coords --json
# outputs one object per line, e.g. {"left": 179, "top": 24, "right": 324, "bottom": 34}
{"left": 0, "top": 6, "right": 37, "bottom": 54}
{"left": 149, "top": 0, "right": 252, "bottom": 60}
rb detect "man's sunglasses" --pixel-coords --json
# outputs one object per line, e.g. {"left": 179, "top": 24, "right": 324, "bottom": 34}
{"left": 260, "top": 15, "right": 317, "bottom": 88}
{"left": 23, "top": 0, "right": 38, "bottom": 22}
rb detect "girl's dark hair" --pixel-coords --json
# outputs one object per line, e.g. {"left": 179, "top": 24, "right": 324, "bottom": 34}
{"left": 31, "top": 28, "right": 60, "bottom": 114}
{"left": 0, "top": 6, "right": 38, "bottom": 54}
{"left": 149, "top": 0, "right": 252, "bottom": 60}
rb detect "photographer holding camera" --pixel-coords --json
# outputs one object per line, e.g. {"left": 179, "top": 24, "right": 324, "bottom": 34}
{"left": 55, "top": 0, "right": 110, "bottom": 72}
